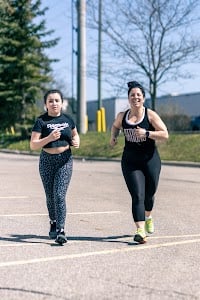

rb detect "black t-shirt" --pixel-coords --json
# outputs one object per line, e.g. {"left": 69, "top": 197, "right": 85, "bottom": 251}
{"left": 32, "top": 112, "right": 76, "bottom": 148}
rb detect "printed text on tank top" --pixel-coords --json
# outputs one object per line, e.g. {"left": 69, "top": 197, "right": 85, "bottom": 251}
{"left": 124, "top": 109, "right": 146, "bottom": 143}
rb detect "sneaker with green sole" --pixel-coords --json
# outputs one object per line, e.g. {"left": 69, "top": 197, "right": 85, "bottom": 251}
{"left": 133, "top": 228, "right": 146, "bottom": 244}
{"left": 145, "top": 218, "right": 154, "bottom": 234}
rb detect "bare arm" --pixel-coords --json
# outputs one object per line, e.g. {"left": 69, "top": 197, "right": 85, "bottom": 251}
{"left": 30, "top": 130, "right": 61, "bottom": 151}
{"left": 71, "top": 127, "right": 80, "bottom": 148}
{"left": 110, "top": 112, "right": 124, "bottom": 147}
{"left": 133, "top": 109, "right": 168, "bottom": 141}
{"left": 147, "top": 109, "right": 169, "bottom": 141}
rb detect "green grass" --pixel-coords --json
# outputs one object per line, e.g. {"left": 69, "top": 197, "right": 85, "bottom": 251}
{"left": 157, "top": 133, "right": 200, "bottom": 162}
{"left": 1, "top": 131, "right": 200, "bottom": 162}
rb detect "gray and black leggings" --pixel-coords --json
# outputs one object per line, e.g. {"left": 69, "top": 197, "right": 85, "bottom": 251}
{"left": 39, "top": 149, "right": 73, "bottom": 230}
{"left": 121, "top": 149, "right": 161, "bottom": 222}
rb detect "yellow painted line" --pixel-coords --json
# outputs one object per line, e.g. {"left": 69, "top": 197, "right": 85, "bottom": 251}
{"left": 0, "top": 238, "right": 200, "bottom": 268}
{"left": 0, "top": 211, "right": 121, "bottom": 217}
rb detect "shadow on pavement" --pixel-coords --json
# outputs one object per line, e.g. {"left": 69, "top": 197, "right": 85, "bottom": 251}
{"left": 0, "top": 233, "right": 140, "bottom": 246}
{"left": 0, "top": 234, "right": 51, "bottom": 245}
{"left": 68, "top": 234, "right": 138, "bottom": 245}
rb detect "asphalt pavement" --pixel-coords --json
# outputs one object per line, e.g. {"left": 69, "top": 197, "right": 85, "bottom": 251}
{"left": 0, "top": 152, "right": 200, "bottom": 300}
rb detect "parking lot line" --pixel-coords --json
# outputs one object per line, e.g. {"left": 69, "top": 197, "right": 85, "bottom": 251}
{"left": 0, "top": 242, "right": 52, "bottom": 247}
{"left": 0, "top": 196, "right": 28, "bottom": 199}
{"left": 0, "top": 237, "right": 200, "bottom": 268}
{"left": 0, "top": 211, "right": 121, "bottom": 217}
{"left": 0, "top": 233, "right": 200, "bottom": 248}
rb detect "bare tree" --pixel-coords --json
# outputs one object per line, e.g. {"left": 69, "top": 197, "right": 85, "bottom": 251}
{"left": 87, "top": 0, "right": 200, "bottom": 110}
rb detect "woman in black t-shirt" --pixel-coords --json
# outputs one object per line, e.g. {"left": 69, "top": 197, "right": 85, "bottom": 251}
{"left": 110, "top": 81, "right": 168, "bottom": 244}
{"left": 30, "top": 89, "right": 80, "bottom": 245}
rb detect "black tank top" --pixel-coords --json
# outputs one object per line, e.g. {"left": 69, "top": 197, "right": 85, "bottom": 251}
{"left": 122, "top": 107, "right": 156, "bottom": 159}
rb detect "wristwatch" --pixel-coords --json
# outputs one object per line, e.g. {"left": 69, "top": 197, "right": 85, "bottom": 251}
{"left": 145, "top": 130, "right": 150, "bottom": 138}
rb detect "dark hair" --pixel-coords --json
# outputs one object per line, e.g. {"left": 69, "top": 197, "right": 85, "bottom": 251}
{"left": 44, "top": 89, "right": 64, "bottom": 104}
{"left": 127, "top": 81, "right": 145, "bottom": 97}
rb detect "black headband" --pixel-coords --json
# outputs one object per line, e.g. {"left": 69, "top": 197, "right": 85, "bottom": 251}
{"left": 127, "top": 81, "right": 145, "bottom": 97}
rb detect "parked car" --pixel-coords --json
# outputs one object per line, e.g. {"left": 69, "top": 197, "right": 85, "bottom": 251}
{"left": 191, "top": 116, "right": 200, "bottom": 130}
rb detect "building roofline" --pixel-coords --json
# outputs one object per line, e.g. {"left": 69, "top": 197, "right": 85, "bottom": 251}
{"left": 155, "top": 91, "right": 200, "bottom": 99}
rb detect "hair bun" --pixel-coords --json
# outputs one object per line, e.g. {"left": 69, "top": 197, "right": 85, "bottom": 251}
{"left": 127, "top": 81, "right": 145, "bottom": 97}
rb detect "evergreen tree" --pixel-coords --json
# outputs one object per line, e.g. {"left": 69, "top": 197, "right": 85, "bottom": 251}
{"left": 0, "top": 0, "right": 59, "bottom": 133}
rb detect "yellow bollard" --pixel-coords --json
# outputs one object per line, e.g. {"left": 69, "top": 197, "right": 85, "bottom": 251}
{"left": 85, "top": 115, "right": 88, "bottom": 132}
{"left": 10, "top": 126, "right": 15, "bottom": 135}
{"left": 100, "top": 107, "right": 106, "bottom": 132}
{"left": 96, "top": 110, "right": 102, "bottom": 132}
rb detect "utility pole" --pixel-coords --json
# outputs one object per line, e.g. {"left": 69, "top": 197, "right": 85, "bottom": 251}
{"left": 71, "top": 0, "right": 76, "bottom": 114}
{"left": 76, "top": 0, "right": 87, "bottom": 133}
{"left": 96, "top": 0, "right": 106, "bottom": 132}
{"left": 98, "top": 0, "right": 102, "bottom": 110}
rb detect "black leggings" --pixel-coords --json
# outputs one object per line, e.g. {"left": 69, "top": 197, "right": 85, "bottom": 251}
{"left": 39, "top": 149, "right": 73, "bottom": 230}
{"left": 121, "top": 149, "right": 161, "bottom": 222}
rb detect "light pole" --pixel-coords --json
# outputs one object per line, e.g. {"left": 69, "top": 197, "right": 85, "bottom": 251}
{"left": 76, "top": 0, "right": 87, "bottom": 134}
{"left": 98, "top": 0, "right": 102, "bottom": 110}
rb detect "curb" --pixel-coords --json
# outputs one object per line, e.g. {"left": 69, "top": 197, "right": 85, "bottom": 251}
{"left": 0, "top": 149, "right": 200, "bottom": 168}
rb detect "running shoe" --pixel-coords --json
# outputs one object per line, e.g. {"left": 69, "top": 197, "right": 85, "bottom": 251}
{"left": 55, "top": 230, "right": 67, "bottom": 245}
{"left": 49, "top": 221, "right": 57, "bottom": 239}
{"left": 133, "top": 228, "right": 147, "bottom": 244}
{"left": 145, "top": 218, "right": 154, "bottom": 234}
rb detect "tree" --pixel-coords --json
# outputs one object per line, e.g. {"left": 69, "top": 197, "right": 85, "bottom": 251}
{"left": 87, "top": 0, "right": 200, "bottom": 110}
{"left": 0, "top": 0, "right": 59, "bottom": 132}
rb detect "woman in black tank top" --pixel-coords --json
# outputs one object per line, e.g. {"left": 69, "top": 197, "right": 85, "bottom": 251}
{"left": 110, "top": 81, "right": 169, "bottom": 244}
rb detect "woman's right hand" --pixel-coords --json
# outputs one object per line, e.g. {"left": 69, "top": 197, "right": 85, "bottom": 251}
{"left": 110, "top": 137, "right": 117, "bottom": 148}
{"left": 49, "top": 129, "right": 61, "bottom": 141}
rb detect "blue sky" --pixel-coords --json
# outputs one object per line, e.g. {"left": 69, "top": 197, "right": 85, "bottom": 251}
{"left": 41, "top": 0, "right": 200, "bottom": 101}
{"left": 40, "top": 0, "right": 100, "bottom": 100}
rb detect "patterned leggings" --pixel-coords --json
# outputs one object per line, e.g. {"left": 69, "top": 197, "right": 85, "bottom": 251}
{"left": 39, "top": 149, "right": 73, "bottom": 230}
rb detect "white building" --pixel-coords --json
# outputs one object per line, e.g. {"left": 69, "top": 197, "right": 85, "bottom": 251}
{"left": 87, "top": 92, "right": 200, "bottom": 130}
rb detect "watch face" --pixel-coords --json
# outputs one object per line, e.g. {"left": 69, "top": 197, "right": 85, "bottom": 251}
{"left": 146, "top": 131, "right": 150, "bottom": 138}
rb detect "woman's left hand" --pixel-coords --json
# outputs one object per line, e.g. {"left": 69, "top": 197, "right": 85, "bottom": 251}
{"left": 71, "top": 136, "right": 80, "bottom": 148}
{"left": 71, "top": 128, "right": 80, "bottom": 148}
{"left": 135, "top": 126, "right": 146, "bottom": 138}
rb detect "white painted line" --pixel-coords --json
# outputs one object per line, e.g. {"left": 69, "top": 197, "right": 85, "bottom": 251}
{"left": 0, "top": 240, "right": 80, "bottom": 247}
{"left": 0, "top": 238, "right": 200, "bottom": 268}
{"left": 1, "top": 234, "right": 199, "bottom": 248}
{"left": 0, "top": 196, "right": 28, "bottom": 199}
{"left": 0, "top": 241, "right": 80, "bottom": 247}
{"left": 149, "top": 234, "right": 200, "bottom": 239}
{"left": 69, "top": 211, "right": 121, "bottom": 215}
{"left": 0, "top": 213, "right": 48, "bottom": 217}
{"left": 0, "top": 242, "right": 52, "bottom": 247}
{"left": 0, "top": 211, "right": 121, "bottom": 217}
{"left": 108, "top": 234, "right": 200, "bottom": 242}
